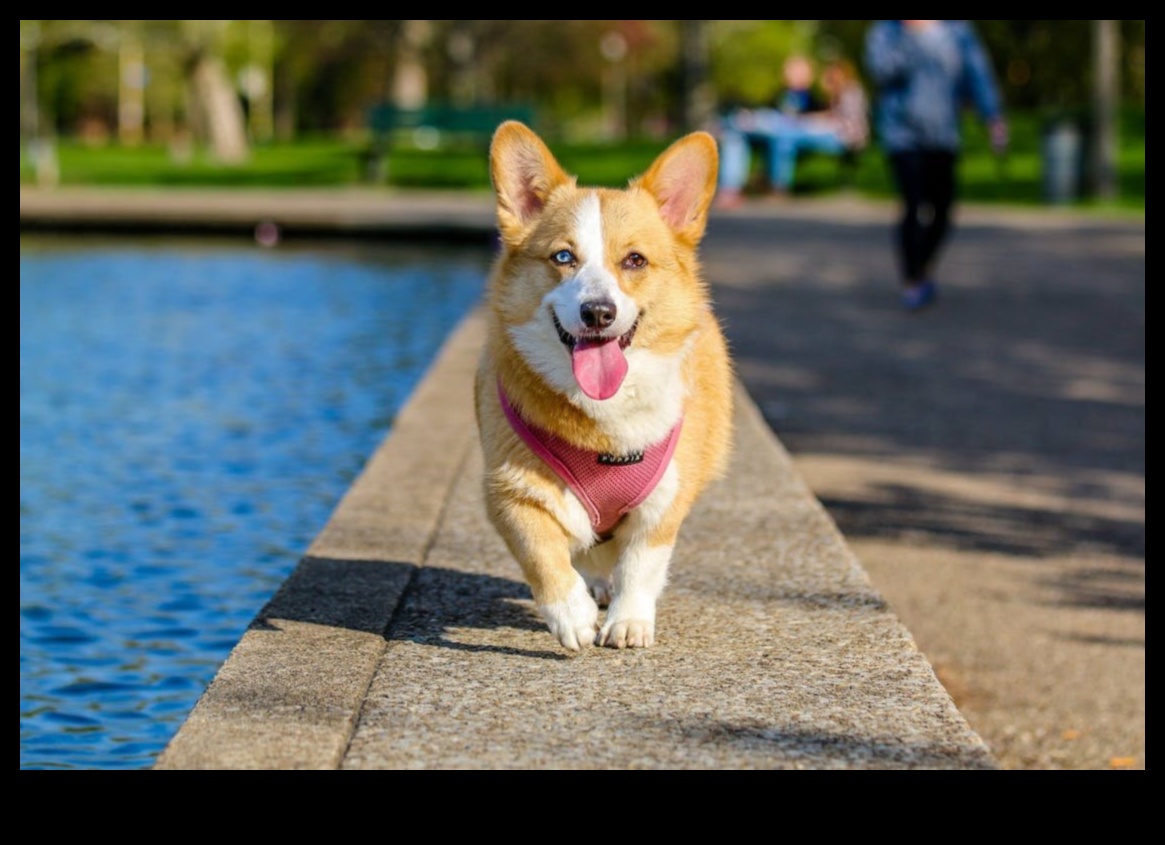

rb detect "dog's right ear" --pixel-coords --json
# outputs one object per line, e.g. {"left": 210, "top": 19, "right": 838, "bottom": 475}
{"left": 490, "top": 121, "right": 573, "bottom": 245}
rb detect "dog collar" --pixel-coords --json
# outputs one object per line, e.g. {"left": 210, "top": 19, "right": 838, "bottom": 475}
{"left": 497, "top": 381, "right": 682, "bottom": 538}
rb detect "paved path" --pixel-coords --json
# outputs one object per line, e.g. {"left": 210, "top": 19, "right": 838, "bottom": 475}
{"left": 705, "top": 200, "right": 1145, "bottom": 769}
{"left": 23, "top": 189, "right": 1143, "bottom": 768}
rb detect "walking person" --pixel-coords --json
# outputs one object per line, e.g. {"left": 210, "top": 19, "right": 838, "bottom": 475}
{"left": 865, "top": 20, "right": 1008, "bottom": 310}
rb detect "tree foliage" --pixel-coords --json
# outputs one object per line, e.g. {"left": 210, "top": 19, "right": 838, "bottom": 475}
{"left": 817, "top": 19, "right": 1146, "bottom": 111}
{"left": 21, "top": 20, "right": 1147, "bottom": 143}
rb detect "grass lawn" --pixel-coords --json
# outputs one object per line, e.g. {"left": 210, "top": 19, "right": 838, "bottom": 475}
{"left": 794, "top": 109, "right": 1144, "bottom": 211}
{"left": 20, "top": 111, "right": 1145, "bottom": 212}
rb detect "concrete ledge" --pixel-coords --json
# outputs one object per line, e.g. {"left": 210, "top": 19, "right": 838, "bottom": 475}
{"left": 20, "top": 188, "right": 497, "bottom": 242}
{"left": 156, "top": 310, "right": 998, "bottom": 769}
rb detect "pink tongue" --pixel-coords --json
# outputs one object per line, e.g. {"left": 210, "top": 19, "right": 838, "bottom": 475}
{"left": 571, "top": 338, "right": 628, "bottom": 400}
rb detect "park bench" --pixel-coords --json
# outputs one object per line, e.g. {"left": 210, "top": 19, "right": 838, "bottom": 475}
{"left": 363, "top": 103, "right": 536, "bottom": 184}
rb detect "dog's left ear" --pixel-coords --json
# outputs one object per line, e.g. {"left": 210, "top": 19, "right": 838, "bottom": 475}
{"left": 634, "top": 131, "right": 719, "bottom": 245}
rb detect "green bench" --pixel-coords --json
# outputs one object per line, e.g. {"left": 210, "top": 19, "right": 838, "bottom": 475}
{"left": 363, "top": 103, "right": 536, "bottom": 183}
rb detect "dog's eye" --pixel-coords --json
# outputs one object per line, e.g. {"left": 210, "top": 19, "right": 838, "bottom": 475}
{"left": 622, "top": 252, "right": 648, "bottom": 270}
{"left": 551, "top": 249, "right": 576, "bottom": 266}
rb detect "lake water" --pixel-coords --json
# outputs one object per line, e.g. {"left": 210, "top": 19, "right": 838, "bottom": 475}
{"left": 19, "top": 236, "right": 489, "bottom": 769}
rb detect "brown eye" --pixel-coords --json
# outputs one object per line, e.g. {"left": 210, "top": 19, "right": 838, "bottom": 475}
{"left": 622, "top": 252, "right": 647, "bottom": 270}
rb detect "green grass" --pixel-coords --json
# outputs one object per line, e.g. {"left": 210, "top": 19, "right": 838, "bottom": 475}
{"left": 19, "top": 138, "right": 364, "bottom": 187}
{"left": 16, "top": 136, "right": 665, "bottom": 191}
{"left": 19, "top": 110, "right": 1145, "bottom": 211}
{"left": 793, "top": 109, "right": 1145, "bottom": 211}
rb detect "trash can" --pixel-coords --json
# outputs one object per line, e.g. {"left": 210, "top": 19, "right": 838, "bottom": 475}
{"left": 1041, "top": 119, "right": 1084, "bottom": 205}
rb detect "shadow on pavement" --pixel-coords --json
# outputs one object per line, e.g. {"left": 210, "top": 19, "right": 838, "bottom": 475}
{"left": 254, "top": 555, "right": 564, "bottom": 660}
{"left": 818, "top": 482, "right": 1145, "bottom": 560}
{"left": 708, "top": 214, "right": 1145, "bottom": 573}
{"left": 658, "top": 717, "right": 997, "bottom": 769}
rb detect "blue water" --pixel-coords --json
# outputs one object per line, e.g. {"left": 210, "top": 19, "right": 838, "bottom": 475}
{"left": 19, "top": 237, "right": 488, "bottom": 769}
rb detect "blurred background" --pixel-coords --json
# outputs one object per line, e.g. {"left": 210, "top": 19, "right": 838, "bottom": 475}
{"left": 18, "top": 20, "right": 1145, "bottom": 207}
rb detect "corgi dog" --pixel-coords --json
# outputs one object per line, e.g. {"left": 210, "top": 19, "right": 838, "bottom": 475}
{"left": 475, "top": 122, "right": 733, "bottom": 651}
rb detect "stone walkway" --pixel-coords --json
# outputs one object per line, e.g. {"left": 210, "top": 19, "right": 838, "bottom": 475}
{"left": 705, "top": 200, "right": 1144, "bottom": 769}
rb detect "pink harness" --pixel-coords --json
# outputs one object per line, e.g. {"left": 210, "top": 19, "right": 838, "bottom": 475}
{"left": 498, "top": 382, "right": 682, "bottom": 537}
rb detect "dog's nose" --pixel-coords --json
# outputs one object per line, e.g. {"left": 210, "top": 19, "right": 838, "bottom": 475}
{"left": 580, "top": 300, "right": 617, "bottom": 329}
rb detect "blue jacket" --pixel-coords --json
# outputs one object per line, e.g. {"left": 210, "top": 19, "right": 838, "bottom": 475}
{"left": 865, "top": 20, "right": 1002, "bottom": 152}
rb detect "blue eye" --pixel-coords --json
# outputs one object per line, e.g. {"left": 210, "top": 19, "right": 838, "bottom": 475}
{"left": 551, "top": 249, "right": 576, "bottom": 266}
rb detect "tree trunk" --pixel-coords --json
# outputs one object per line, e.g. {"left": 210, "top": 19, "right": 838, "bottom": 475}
{"left": 273, "top": 54, "right": 297, "bottom": 142}
{"left": 245, "top": 19, "right": 274, "bottom": 143}
{"left": 392, "top": 20, "right": 430, "bottom": 109}
{"left": 189, "top": 51, "right": 248, "bottom": 163}
{"left": 678, "top": 20, "right": 714, "bottom": 132}
{"left": 1091, "top": 20, "right": 1119, "bottom": 200}
{"left": 446, "top": 21, "right": 477, "bottom": 107}
{"left": 20, "top": 47, "right": 38, "bottom": 143}
{"left": 118, "top": 32, "right": 145, "bottom": 146}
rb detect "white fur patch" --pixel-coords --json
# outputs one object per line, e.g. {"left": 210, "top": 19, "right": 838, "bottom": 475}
{"left": 597, "top": 462, "right": 680, "bottom": 650}
{"left": 539, "top": 573, "right": 599, "bottom": 651}
{"left": 583, "top": 342, "right": 690, "bottom": 453}
{"left": 547, "top": 193, "right": 639, "bottom": 339}
{"left": 600, "top": 543, "right": 674, "bottom": 649}
{"left": 623, "top": 460, "right": 680, "bottom": 541}
{"left": 610, "top": 543, "right": 673, "bottom": 619}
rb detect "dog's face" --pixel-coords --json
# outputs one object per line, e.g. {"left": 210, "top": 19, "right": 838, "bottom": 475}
{"left": 489, "top": 123, "right": 718, "bottom": 406}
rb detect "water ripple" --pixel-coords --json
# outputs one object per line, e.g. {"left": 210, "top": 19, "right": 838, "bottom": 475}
{"left": 20, "top": 237, "right": 487, "bottom": 768}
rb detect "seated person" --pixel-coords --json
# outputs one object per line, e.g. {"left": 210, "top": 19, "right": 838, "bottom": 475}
{"left": 716, "top": 56, "right": 869, "bottom": 205}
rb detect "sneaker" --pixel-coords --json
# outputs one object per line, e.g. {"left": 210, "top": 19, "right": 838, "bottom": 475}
{"left": 901, "top": 279, "right": 937, "bottom": 311}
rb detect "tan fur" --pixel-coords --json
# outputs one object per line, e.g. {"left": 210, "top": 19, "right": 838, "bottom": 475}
{"left": 475, "top": 122, "right": 733, "bottom": 650}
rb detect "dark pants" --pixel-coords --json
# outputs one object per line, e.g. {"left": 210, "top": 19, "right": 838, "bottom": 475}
{"left": 888, "top": 150, "right": 957, "bottom": 284}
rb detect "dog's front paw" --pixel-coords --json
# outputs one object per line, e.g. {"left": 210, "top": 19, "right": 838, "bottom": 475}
{"left": 539, "top": 578, "right": 599, "bottom": 651}
{"left": 599, "top": 617, "right": 655, "bottom": 649}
